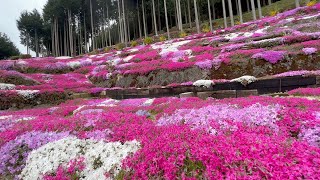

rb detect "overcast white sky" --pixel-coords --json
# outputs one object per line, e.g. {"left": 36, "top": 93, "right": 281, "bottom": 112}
{"left": 0, "top": 0, "right": 48, "bottom": 56}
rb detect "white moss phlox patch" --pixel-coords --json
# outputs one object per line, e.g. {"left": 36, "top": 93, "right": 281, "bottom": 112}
{"left": 0, "top": 83, "right": 16, "bottom": 90}
{"left": 20, "top": 137, "right": 140, "bottom": 180}
{"left": 231, "top": 76, "right": 257, "bottom": 86}
{"left": 193, "top": 80, "right": 214, "bottom": 88}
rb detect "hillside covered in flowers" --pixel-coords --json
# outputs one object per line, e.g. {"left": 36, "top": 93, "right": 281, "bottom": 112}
{"left": 1, "top": 3, "right": 320, "bottom": 180}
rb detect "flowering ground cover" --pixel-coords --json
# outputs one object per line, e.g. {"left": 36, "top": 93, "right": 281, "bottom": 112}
{"left": 1, "top": 95, "right": 320, "bottom": 179}
{"left": 289, "top": 87, "right": 320, "bottom": 96}
{"left": 1, "top": 4, "right": 320, "bottom": 179}
{"left": 0, "top": 3, "right": 319, "bottom": 90}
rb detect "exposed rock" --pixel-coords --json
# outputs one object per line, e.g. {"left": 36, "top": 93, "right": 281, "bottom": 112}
{"left": 231, "top": 76, "right": 257, "bottom": 86}
{"left": 193, "top": 80, "right": 214, "bottom": 88}
{"left": 180, "top": 92, "right": 196, "bottom": 98}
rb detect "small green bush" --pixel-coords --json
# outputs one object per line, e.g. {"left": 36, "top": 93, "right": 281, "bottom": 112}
{"left": 179, "top": 32, "right": 187, "bottom": 38}
{"left": 20, "top": 54, "right": 32, "bottom": 59}
{"left": 143, "top": 37, "right": 153, "bottom": 45}
{"left": 116, "top": 43, "right": 125, "bottom": 50}
{"left": 201, "top": 23, "right": 210, "bottom": 33}
{"left": 104, "top": 47, "right": 111, "bottom": 52}
{"left": 159, "top": 36, "right": 167, "bottom": 42}
{"left": 88, "top": 49, "right": 99, "bottom": 55}
{"left": 130, "top": 41, "right": 138, "bottom": 47}
{"left": 10, "top": 56, "right": 20, "bottom": 60}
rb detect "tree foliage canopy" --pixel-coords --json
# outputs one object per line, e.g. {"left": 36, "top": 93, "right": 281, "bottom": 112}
{"left": 17, "top": 9, "right": 44, "bottom": 56}
{"left": 0, "top": 33, "right": 20, "bottom": 60}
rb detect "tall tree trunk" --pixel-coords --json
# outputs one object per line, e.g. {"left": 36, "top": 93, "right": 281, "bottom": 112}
{"left": 142, "top": 0, "right": 147, "bottom": 38}
{"left": 184, "top": 1, "right": 187, "bottom": 26}
{"left": 295, "top": 0, "right": 300, "bottom": 8}
{"left": 107, "top": 6, "right": 111, "bottom": 46}
{"left": 257, "top": 0, "right": 262, "bottom": 19}
{"left": 102, "top": 7, "right": 105, "bottom": 48}
{"left": 164, "top": 0, "right": 170, "bottom": 39}
{"left": 68, "top": 10, "right": 74, "bottom": 56}
{"left": 57, "top": 19, "right": 60, "bottom": 56}
{"left": 176, "top": 0, "right": 180, "bottom": 30}
{"left": 94, "top": 28, "right": 97, "bottom": 49}
{"left": 122, "top": 0, "right": 128, "bottom": 46}
{"left": 207, "top": 0, "right": 213, "bottom": 32}
{"left": 169, "top": 10, "right": 172, "bottom": 27}
{"left": 64, "top": 22, "right": 67, "bottom": 55}
{"left": 66, "top": 21, "right": 69, "bottom": 56}
{"left": 238, "top": 0, "right": 243, "bottom": 23}
{"left": 117, "top": 0, "right": 124, "bottom": 43}
{"left": 51, "top": 23, "right": 54, "bottom": 56}
{"left": 79, "top": 17, "right": 83, "bottom": 54}
{"left": 26, "top": 34, "right": 29, "bottom": 54}
{"left": 222, "top": 0, "right": 227, "bottom": 28}
{"left": 174, "top": 0, "right": 178, "bottom": 27}
{"left": 74, "top": 31, "right": 77, "bottom": 55}
{"left": 187, "top": 0, "right": 192, "bottom": 29}
{"left": 197, "top": 1, "right": 201, "bottom": 25}
{"left": 250, "top": 0, "right": 257, "bottom": 21}
{"left": 178, "top": 0, "right": 183, "bottom": 31}
{"left": 157, "top": 0, "right": 161, "bottom": 31}
{"left": 227, "top": 0, "right": 234, "bottom": 26}
{"left": 35, "top": 30, "right": 39, "bottom": 57}
{"left": 117, "top": 25, "right": 120, "bottom": 43}
{"left": 60, "top": 25, "right": 63, "bottom": 56}
{"left": 105, "top": 5, "right": 108, "bottom": 47}
{"left": 55, "top": 18, "right": 59, "bottom": 56}
{"left": 53, "top": 19, "right": 56, "bottom": 56}
{"left": 176, "top": 0, "right": 182, "bottom": 31}
{"left": 152, "top": 0, "right": 158, "bottom": 36}
{"left": 108, "top": 29, "right": 111, "bottom": 46}
{"left": 194, "top": 0, "right": 200, "bottom": 33}
{"left": 268, "top": 0, "right": 272, "bottom": 5}
{"left": 127, "top": 13, "right": 130, "bottom": 42}
{"left": 246, "top": 0, "right": 250, "bottom": 11}
{"left": 84, "top": 13, "right": 87, "bottom": 53}
{"left": 235, "top": 0, "right": 239, "bottom": 15}
{"left": 90, "top": 0, "right": 95, "bottom": 50}
{"left": 211, "top": 0, "right": 216, "bottom": 20}
{"left": 151, "top": 9, "right": 154, "bottom": 32}
{"left": 137, "top": 0, "right": 142, "bottom": 39}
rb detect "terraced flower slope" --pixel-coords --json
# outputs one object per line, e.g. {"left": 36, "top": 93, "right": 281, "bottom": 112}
{"left": 1, "top": 3, "right": 320, "bottom": 179}
{"left": 0, "top": 4, "right": 319, "bottom": 91}
{"left": 1, "top": 95, "right": 320, "bottom": 179}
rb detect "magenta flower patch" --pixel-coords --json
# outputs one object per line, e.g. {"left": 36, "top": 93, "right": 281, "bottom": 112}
{"left": 252, "top": 50, "right": 286, "bottom": 64}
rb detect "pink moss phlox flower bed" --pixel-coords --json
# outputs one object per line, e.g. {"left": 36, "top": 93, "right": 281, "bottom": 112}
{"left": 288, "top": 87, "right": 320, "bottom": 96}
{"left": 0, "top": 3, "right": 318, "bottom": 86}
{"left": 273, "top": 70, "right": 320, "bottom": 77}
{"left": 302, "top": 47, "right": 318, "bottom": 55}
{"left": 1, "top": 96, "right": 320, "bottom": 178}
{"left": 252, "top": 50, "right": 286, "bottom": 64}
{"left": 1, "top": 4, "right": 320, "bottom": 178}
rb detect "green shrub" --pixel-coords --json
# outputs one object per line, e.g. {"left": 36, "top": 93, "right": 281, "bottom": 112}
{"left": 143, "top": 37, "right": 153, "bottom": 45}
{"left": 116, "top": 43, "right": 125, "bottom": 50}
{"left": 20, "top": 54, "right": 32, "bottom": 59}
{"left": 201, "top": 23, "right": 210, "bottom": 33}
{"left": 159, "top": 36, "right": 167, "bottom": 42}
{"left": 130, "top": 41, "right": 138, "bottom": 47}
{"left": 269, "top": 10, "right": 279, "bottom": 16}
{"left": 179, "top": 32, "right": 187, "bottom": 38}
{"left": 88, "top": 49, "right": 99, "bottom": 55}
{"left": 104, "top": 47, "right": 111, "bottom": 52}
{"left": 307, "top": 0, "right": 317, "bottom": 6}
{"left": 10, "top": 56, "right": 20, "bottom": 60}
